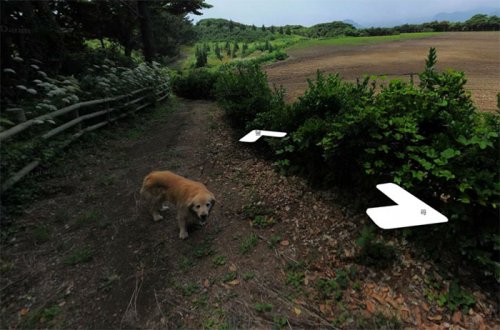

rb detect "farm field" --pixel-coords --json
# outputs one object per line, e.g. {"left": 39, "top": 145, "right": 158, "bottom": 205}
{"left": 265, "top": 32, "right": 500, "bottom": 112}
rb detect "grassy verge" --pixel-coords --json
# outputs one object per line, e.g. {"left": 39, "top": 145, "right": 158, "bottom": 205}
{"left": 288, "top": 32, "right": 441, "bottom": 50}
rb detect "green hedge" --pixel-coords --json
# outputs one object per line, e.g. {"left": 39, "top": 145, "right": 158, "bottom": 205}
{"left": 172, "top": 68, "right": 218, "bottom": 100}
{"left": 215, "top": 49, "right": 500, "bottom": 282}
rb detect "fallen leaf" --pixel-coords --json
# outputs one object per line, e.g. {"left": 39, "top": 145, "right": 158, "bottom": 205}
{"left": 203, "top": 279, "right": 210, "bottom": 288}
{"left": 452, "top": 310, "right": 462, "bottom": 323}
{"left": 293, "top": 307, "right": 302, "bottom": 316}
{"left": 228, "top": 279, "right": 240, "bottom": 286}
{"left": 293, "top": 299, "right": 307, "bottom": 306}
{"left": 428, "top": 315, "right": 442, "bottom": 321}
{"left": 386, "top": 297, "right": 399, "bottom": 309}
{"left": 229, "top": 264, "right": 237, "bottom": 272}
{"left": 413, "top": 306, "right": 422, "bottom": 327}
{"left": 372, "top": 293, "right": 385, "bottom": 305}
{"left": 20, "top": 308, "right": 29, "bottom": 316}
{"left": 366, "top": 300, "right": 376, "bottom": 314}
{"left": 280, "top": 240, "right": 289, "bottom": 246}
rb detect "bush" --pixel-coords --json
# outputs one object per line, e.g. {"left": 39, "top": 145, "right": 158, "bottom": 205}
{"left": 172, "top": 68, "right": 218, "bottom": 100}
{"left": 231, "top": 49, "right": 499, "bottom": 282}
{"left": 215, "top": 62, "right": 277, "bottom": 130}
{"left": 80, "top": 60, "right": 169, "bottom": 99}
{"left": 355, "top": 226, "right": 397, "bottom": 268}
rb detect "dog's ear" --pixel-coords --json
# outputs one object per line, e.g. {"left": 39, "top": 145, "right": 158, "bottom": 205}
{"left": 210, "top": 196, "right": 216, "bottom": 207}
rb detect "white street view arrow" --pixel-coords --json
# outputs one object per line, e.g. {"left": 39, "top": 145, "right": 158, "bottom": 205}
{"left": 366, "top": 183, "right": 448, "bottom": 229}
{"left": 239, "top": 130, "right": 287, "bottom": 143}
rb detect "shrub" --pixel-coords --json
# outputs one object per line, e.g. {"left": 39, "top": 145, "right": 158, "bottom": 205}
{"left": 215, "top": 62, "right": 275, "bottom": 130}
{"left": 80, "top": 60, "right": 169, "bottom": 99}
{"left": 172, "top": 68, "right": 218, "bottom": 100}
{"left": 235, "top": 49, "right": 499, "bottom": 282}
{"left": 355, "top": 226, "right": 397, "bottom": 267}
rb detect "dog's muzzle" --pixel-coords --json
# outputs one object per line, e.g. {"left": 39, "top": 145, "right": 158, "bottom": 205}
{"left": 200, "top": 214, "right": 208, "bottom": 225}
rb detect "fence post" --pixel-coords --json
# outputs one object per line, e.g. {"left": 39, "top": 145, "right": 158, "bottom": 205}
{"left": 73, "top": 108, "right": 82, "bottom": 131}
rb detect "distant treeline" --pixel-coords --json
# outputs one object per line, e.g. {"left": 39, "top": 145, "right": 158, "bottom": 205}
{"left": 196, "top": 14, "right": 500, "bottom": 41}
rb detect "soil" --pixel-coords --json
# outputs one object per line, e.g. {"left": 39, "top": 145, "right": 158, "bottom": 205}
{"left": 265, "top": 32, "right": 500, "bottom": 112}
{"left": 1, "top": 99, "right": 498, "bottom": 329}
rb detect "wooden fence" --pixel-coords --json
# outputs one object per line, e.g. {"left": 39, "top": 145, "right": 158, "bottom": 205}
{"left": 1, "top": 84, "right": 169, "bottom": 193}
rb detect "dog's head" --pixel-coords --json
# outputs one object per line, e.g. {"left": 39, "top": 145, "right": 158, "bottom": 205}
{"left": 189, "top": 193, "right": 215, "bottom": 225}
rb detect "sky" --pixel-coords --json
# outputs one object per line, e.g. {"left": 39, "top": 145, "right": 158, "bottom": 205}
{"left": 189, "top": 0, "right": 500, "bottom": 27}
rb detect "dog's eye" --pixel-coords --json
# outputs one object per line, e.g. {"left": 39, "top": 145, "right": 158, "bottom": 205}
{"left": 206, "top": 203, "right": 211, "bottom": 208}
{"left": 196, "top": 205, "right": 200, "bottom": 209}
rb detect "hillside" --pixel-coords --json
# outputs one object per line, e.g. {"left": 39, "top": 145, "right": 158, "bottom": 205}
{"left": 195, "top": 14, "right": 500, "bottom": 42}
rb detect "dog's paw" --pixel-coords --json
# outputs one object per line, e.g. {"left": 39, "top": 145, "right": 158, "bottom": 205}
{"left": 179, "top": 231, "right": 189, "bottom": 240}
{"left": 153, "top": 214, "right": 164, "bottom": 222}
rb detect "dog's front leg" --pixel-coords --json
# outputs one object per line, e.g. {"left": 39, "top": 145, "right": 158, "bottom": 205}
{"left": 177, "top": 209, "right": 189, "bottom": 240}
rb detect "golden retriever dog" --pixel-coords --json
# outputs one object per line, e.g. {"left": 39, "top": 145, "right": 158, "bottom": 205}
{"left": 140, "top": 170, "right": 215, "bottom": 239}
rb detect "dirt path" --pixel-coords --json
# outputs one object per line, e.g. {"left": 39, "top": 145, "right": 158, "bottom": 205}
{"left": 1, "top": 99, "right": 498, "bottom": 329}
{"left": 265, "top": 32, "right": 500, "bottom": 112}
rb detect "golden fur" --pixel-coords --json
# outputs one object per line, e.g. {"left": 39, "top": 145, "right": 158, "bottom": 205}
{"left": 140, "top": 170, "right": 215, "bottom": 239}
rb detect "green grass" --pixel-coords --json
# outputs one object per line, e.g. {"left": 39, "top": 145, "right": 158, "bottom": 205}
{"left": 212, "top": 255, "right": 227, "bottom": 267}
{"left": 64, "top": 246, "right": 92, "bottom": 266}
{"left": 33, "top": 225, "right": 51, "bottom": 243}
{"left": 239, "top": 234, "right": 258, "bottom": 254}
{"left": 254, "top": 302, "right": 273, "bottom": 313}
{"left": 288, "top": 32, "right": 441, "bottom": 50}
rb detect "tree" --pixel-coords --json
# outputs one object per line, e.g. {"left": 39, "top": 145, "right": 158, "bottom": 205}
{"left": 138, "top": 0, "right": 212, "bottom": 62}
{"left": 137, "top": 1, "right": 155, "bottom": 63}
{"left": 261, "top": 25, "right": 266, "bottom": 31}
{"left": 285, "top": 26, "right": 292, "bottom": 35}
{"left": 214, "top": 43, "right": 223, "bottom": 61}
{"left": 195, "top": 45, "right": 207, "bottom": 67}
{"left": 279, "top": 26, "right": 284, "bottom": 34}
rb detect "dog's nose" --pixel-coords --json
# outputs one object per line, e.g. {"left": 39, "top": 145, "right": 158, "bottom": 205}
{"left": 201, "top": 214, "right": 208, "bottom": 221}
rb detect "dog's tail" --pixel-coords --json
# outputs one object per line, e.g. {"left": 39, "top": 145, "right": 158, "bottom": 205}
{"left": 140, "top": 171, "right": 170, "bottom": 197}
{"left": 140, "top": 173, "right": 154, "bottom": 196}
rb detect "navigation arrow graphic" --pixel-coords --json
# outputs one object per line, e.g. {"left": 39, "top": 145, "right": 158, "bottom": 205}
{"left": 239, "top": 130, "right": 287, "bottom": 143}
{"left": 366, "top": 183, "right": 448, "bottom": 229}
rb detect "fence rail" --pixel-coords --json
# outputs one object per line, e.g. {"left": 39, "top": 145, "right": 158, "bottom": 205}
{"left": 1, "top": 84, "right": 169, "bottom": 193}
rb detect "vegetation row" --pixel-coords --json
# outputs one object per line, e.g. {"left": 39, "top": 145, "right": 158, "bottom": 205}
{"left": 172, "top": 49, "right": 500, "bottom": 284}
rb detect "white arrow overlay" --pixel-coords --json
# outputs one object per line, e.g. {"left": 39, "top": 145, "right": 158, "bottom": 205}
{"left": 239, "top": 130, "right": 287, "bottom": 143}
{"left": 366, "top": 183, "right": 448, "bottom": 229}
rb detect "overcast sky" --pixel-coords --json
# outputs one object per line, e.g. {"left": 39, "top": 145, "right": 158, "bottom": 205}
{"left": 189, "top": 0, "right": 500, "bottom": 27}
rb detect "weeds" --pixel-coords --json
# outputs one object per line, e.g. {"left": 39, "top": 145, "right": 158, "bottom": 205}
{"left": 239, "top": 234, "right": 258, "bottom": 254}
{"left": 251, "top": 215, "right": 276, "bottom": 229}
{"left": 64, "top": 246, "right": 92, "bottom": 265}
{"left": 222, "top": 272, "right": 237, "bottom": 282}
{"left": 355, "top": 226, "right": 396, "bottom": 267}
{"left": 33, "top": 225, "right": 50, "bottom": 243}
{"left": 254, "top": 302, "right": 273, "bottom": 313}
{"left": 212, "top": 255, "right": 227, "bottom": 267}
{"left": 285, "top": 261, "right": 305, "bottom": 290}
{"left": 268, "top": 235, "right": 282, "bottom": 249}
{"left": 243, "top": 272, "right": 255, "bottom": 281}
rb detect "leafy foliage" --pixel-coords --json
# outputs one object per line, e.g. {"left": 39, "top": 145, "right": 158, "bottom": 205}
{"left": 215, "top": 62, "right": 283, "bottom": 131}
{"left": 355, "top": 226, "right": 397, "bottom": 267}
{"left": 172, "top": 68, "right": 218, "bottom": 99}
{"left": 216, "top": 51, "right": 499, "bottom": 282}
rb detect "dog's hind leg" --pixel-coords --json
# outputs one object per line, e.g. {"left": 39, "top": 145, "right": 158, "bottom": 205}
{"left": 147, "top": 193, "right": 164, "bottom": 222}
{"left": 177, "top": 209, "right": 189, "bottom": 239}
